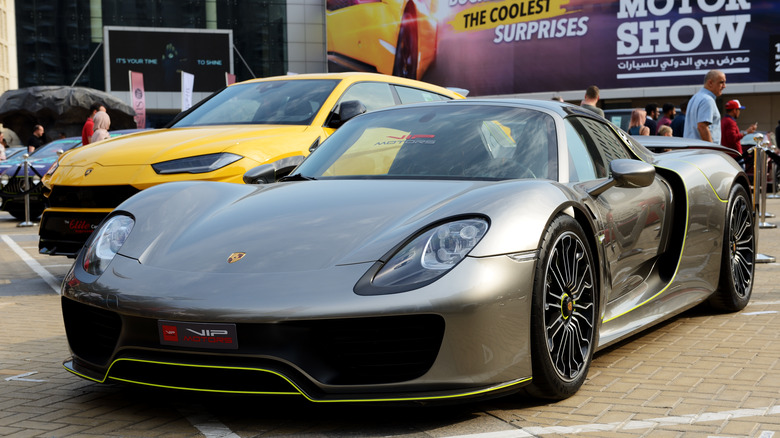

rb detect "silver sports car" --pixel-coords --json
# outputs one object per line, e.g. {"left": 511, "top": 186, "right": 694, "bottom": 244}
{"left": 61, "top": 100, "right": 754, "bottom": 403}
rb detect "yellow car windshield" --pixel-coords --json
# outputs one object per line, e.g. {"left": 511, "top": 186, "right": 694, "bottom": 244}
{"left": 171, "top": 79, "right": 340, "bottom": 127}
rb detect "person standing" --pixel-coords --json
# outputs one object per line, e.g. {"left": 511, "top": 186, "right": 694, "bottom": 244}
{"left": 644, "top": 103, "right": 658, "bottom": 135}
{"left": 27, "top": 125, "right": 45, "bottom": 154}
{"left": 580, "top": 85, "right": 604, "bottom": 117}
{"left": 91, "top": 111, "right": 111, "bottom": 143}
{"left": 82, "top": 103, "right": 106, "bottom": 145}
{"left": 684, "top": 70, "right": 726, "bottom": 143}
{"left": 720, "top": 99, "right": 756, "bottom": 156}
{"left": 657, "top": 103, "right": 675, "bottom": 130}
{"left": 671, "top": 102, "right": 686, "bottom": 137}
{"left": 628, "top": 109, "right": 650, "bottom": 136}
{"left": 0, "top": 132, "right": 6, "bottom": 161}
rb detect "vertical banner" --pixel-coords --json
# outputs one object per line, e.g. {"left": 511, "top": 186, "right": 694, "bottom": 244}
{"left": 181, "top": 71, "right": 195, "bottom": 111}
{"left": 129, "top": 71, "right": 146, "bottom": 129}
{"left": 226, "top": 72, "right": 236, "bottom": 86}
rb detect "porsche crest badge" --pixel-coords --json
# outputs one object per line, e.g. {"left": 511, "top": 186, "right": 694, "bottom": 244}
{"left": 84, "top": 168, "right": 93, "bottom": 177}
{"left": 227, "top": 252, "right": 246, "bottom": 264}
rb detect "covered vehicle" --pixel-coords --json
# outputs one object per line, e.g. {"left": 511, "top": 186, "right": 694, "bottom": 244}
{"left": 62, "top": 100, "right": 754, "bottom": 403}
{"left": 0, "top": 85, "right": 137, "bottom": 141}
{"left": 40, "top": 72, "right": 463, "bottom": 256}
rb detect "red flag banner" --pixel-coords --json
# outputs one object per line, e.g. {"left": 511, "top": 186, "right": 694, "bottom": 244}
{"left": 129, "top": 71, "right": 146, "bottom": 128}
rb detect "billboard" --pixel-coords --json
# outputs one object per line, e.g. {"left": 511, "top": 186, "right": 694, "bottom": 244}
{"left": 104, "top": 27, "right": 233, "bottom": 93}
{"left": 327, "top": 0, "right": 780, "bottom": 96}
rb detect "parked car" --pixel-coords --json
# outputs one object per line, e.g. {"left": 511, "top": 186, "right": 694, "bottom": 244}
{"left": 1, "top": 130, "right": 143, "bottom": 220}
{"left": 61, "top": 100, "right": 753, "bottom": 403}
{"left": 3, "top": 146, "right": 27, "bottom": 161}
{"left": 0, "top": 137, "right": 82, "bottom": 220}
{"left": 39, "top": 73, "right": 464, "bottom": 256}
{"left": 603, "top": 108, "right": 632, "bottom": 131}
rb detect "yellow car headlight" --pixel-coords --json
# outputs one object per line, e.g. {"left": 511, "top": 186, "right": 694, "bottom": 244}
{"left": 151, "top": 153, "right": 242, "bottom": 174}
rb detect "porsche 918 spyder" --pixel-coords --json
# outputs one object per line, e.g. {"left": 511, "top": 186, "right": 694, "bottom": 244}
{"left": 61, "top": 99, "right": 754, "bottom": 403}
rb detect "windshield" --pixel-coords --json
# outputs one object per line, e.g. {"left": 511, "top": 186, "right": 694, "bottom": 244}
{"left": 297, "top": 104, "right": 558, "bottom": 180}
{"left": 29, "top": 138, "right": 82, "bottom": 160}
{"left": 171, "top": 79, "right": 340, "bottom": 127}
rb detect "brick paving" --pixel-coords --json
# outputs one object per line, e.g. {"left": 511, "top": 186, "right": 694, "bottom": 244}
{"left": 0, "top": 196, "right": 779, "bottom": 437}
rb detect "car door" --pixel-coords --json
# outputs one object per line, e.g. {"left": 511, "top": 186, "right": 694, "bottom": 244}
{"left": 565, "top": 116, "right": 674, "bottom": 304}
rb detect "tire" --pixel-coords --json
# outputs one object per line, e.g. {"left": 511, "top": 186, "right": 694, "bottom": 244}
{"left": 527, "top": 215, "right": 597, "bottom": 400}
{"left": 392, "top": 9, "right": 418, "bottom": 79}
{"left": 710, "top": 184, "right": 754, "bottom": 311}
{"left": 7, "top": 206, "right": 43, "bottom": 221}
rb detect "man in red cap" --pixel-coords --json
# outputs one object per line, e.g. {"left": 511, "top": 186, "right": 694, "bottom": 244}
{"left": 721, "top": 99, "right": 757, "bottom": 157}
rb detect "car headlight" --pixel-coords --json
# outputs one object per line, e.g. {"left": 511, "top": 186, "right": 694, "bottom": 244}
{"left": 31, "top": 174, "right": 41, "bottom": 185}
{"left": 356, "top": 218, "right": 489, "bottom": 295}
{"left": 82, "top": 215, "right": 134, "bottom": 276}
{"left": 151, "top": 153, "right": 242, "bottom": 174}
{"left": 0, "top": 174, "right": 8, "bottom": 186}
{"left": 46, "top": 161, "right": 58, "bottom": 176}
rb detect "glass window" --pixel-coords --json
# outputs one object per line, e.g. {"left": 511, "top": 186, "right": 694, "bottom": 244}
{"left": 394, "top": 86, "right": 449, "bottom": 104}
{"left": 337, "top": 82, "right": 396, "bottom": 112}
{"left": 564, "top": 120, "right": 597, "bottom": 182}
{"left": 172, "top": 79, "right": 339, "bottom": 127}
{"left": 568, "top": 117, "right": 632, "bottom": 178}
{"left": 298, "top": 104, "right": 558, "bottom": 180}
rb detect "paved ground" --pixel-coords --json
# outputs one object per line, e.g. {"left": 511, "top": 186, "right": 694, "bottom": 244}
{"left": 0, "top": 199, "right": 779, "bottom": 437}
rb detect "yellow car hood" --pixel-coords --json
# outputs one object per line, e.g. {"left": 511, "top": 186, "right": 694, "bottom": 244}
{"left": 61, "top": 125, "right": 311, "bottom": 167}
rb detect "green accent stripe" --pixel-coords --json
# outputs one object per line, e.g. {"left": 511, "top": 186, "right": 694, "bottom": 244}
{"left": 63, "top": 359, "right": 532, "bottom": 403}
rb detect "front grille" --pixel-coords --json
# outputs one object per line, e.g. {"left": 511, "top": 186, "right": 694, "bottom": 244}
{"left": 63, "top": 297, "right": 445, "bottom": 386}
{"left": 0, "top": 176, "right": 44, "bottom": 198}
{"left": 48, "top": 185, "right": 140, "bottom": 208}
{"left": 62, "top": 297, "right": 122, "bottom": 366}
{"left": 300, "top": 316, "right": 445, "bottom": 384}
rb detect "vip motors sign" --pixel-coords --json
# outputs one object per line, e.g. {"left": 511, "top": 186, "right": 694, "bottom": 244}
{"left": 417, "top": 0, "right": 780, "bottom": 95}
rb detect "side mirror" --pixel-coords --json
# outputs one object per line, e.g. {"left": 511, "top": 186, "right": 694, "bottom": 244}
{"left": 243, "top": 155, "right": 306, "bottom": 184}
{"left": 327, "top": 100, "right": 367, "bottom": 128}
{"left": 587, "top": 159, "right": 655, "bottom": 196}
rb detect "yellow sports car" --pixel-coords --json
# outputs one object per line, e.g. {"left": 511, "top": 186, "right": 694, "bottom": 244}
{"left": 327, "top": 0, "right": 437, "bottom": 80}
{"left": 39, "top": 72, "right": 463, "bottom": 256}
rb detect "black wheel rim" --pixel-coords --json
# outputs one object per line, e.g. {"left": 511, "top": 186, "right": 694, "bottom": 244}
{"left": 543, "top": 231, "right": 595, "bottom": 382}
{"left": 729, "top": 194, "right": 754, "bottom": 297}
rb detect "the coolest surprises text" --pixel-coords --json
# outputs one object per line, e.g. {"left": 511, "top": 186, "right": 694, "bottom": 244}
{"left": 447, "top": 0, "right": 756, "bottom": 80}
{"left": 448, "top": 0, "right": 586, "bottom": 43}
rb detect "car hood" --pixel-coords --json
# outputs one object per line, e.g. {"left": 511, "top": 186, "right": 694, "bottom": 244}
{"left": 59, "top": 125, "right": 310, "bottom": 167}
{"left": 116, "top": 179, "right": 568, "bottom": 274}
{"left": 0, "top": 156, "right": 56, "bottom": 176}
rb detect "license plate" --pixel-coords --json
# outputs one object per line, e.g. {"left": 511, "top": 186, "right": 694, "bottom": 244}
{"left": 158, "top": 321, "right": 238, "bottom": 350}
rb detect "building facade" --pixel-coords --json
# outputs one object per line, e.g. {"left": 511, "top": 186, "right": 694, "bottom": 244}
{"left": 13, "top": 0, "right": 326, "bottom": 125}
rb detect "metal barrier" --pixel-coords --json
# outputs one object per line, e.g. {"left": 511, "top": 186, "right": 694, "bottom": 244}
{"left": 17, "top": 153, "right": 36, "bottom": 228}
{"left": 750, "top": 137, "right": 776, "bottom": 263}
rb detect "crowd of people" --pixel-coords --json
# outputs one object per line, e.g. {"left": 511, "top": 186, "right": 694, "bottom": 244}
{"left": 578, "top": 69, "right": 768, "bottom": 165}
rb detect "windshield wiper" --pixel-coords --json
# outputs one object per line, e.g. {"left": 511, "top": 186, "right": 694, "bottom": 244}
{"left": 279, "top": 173, "right": 317, "bottom": 182}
